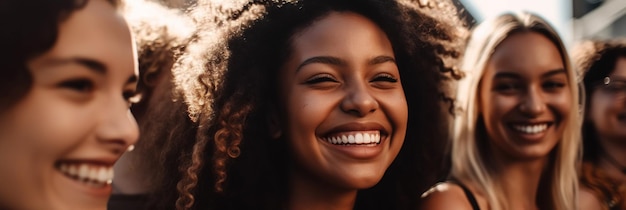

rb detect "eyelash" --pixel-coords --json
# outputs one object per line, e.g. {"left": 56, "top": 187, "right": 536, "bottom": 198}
{"left": 494, "top": 82, "right": 565, "bottom": 93}
{"left": 305, "top": 74, "right": 337, "bottom": 84}
{"left": 542, "top": 81, "right": 565, "bottom": 90}
{"left": 371, "top": 73, "right": 398, "bottom": 83}
{"left": 59, "top": 78, "right": 140, "bottom": 106}
{"left": 494, "top": 83, "right": 519, "bottom": 91}
{"left": 59, "top": 79, "right": 94, "bottom": 93}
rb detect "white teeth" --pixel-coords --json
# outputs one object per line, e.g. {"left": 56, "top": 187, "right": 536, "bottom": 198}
{"left": 355, "top": 133, "right": 363, "bottom": 144}
{"left": 56, "top": 163, "right": 114, "bottom": 186}
{"left": 78, "top": 164, "right": 88, "bottom": 180}
{"left": 512, "top": 124, "right": 548, "bottom": 134}
{"left": 348, "top": 135, "right": 355, "bottom": 144}
{"left": 325, "top": 131, "right": 381, "bottom": 145}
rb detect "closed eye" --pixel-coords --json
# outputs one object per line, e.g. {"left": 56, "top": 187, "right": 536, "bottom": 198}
{"left": 494, "top": 83, "right": 521, "bottom": 93}
{"left": 305, "top": 74, "right": 338, "bottom": 84}
{"left": 371, "top": 73, "right": 398, "bottom": 83}
{"left": 604, "top": 81, "right": 626, "bottom": 93}
{"left": 542, "top": 81, "right": 565, "bottom": 90}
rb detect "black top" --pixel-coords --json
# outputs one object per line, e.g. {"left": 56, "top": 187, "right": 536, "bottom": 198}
{"left": 107, "top": 194, "right": 149, "bottom": 210}
{"left": 452, "top": 181, "right": 480, "bottom": 210}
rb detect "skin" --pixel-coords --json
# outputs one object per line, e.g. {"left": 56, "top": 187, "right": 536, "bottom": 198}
{"left": 0, "top": 0, "right": 139, "bottom": 209}
{"left": 421, "top": 32, "right": 571, "bottom": 210}
{"left": 579, "top": 187, "right": 607, "bottom": 210}
{"left": 277, "top": 11, "right": 408, "bottom": 210}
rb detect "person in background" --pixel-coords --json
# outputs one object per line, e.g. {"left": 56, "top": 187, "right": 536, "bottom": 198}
{"left": 421, "top": 12, "right": 581, "bottom": 210}
{"left": 574, "top": 39, "right": 626, "bottom": 210}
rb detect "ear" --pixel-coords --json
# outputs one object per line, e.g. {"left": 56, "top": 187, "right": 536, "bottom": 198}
{"left": 267, "top": 108, "right": 282, "bottom": 139}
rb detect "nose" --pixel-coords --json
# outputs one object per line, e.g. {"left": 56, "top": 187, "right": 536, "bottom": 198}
{"left": 519, "top": 86, "right": 546, "bottom": 117}
{"left": 96, "top": 99, "right": 139, "bottom": 155}
{"left": 340, "top": 81, "right": 379, "bottom": 117}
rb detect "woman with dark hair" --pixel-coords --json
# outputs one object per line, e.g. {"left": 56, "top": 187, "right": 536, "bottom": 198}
{"left": 574, "top": 39, "right": 626, "bottom": 210}
{"left": 145, "top": 0, "right": 466, "bottom": 209}
{"left": 0, "top": 0, "right": 139, "bottom": 209}
{"left": 421, "top": 12, "right": 581, "bottom": 210}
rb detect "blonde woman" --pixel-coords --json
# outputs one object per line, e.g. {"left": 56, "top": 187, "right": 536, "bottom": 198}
{"left": 421, "top": 12, "right": 581, "bottom": 210}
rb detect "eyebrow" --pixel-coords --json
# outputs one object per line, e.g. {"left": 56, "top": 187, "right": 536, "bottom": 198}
{"left": 541, "top": 69, "right": 567, "bottom": 78}
{"left": 493, "top": 69, "right": 566, "bottom": 80}
{"left": 296, "top": 55, "right": 396, "bottom": 72}
{"left": 46, "top": 57, "right": 107, "bottom": 74}
{"left": 46, "top": 57, "right": 137, "bottom": 85}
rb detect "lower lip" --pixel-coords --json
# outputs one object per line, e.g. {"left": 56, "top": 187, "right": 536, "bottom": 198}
{"left": 55, "top": 168, "right": 112, "bottom": 198}
{"left": 319, "top": 138, "right": 385, "bottom": 159}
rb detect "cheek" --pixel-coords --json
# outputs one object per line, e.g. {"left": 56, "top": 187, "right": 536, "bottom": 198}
{"left": 284, "top": 89, "right": 337, "bottom": 135}
{"left": 550, "top": 91, "right": 573, "bottom": 120}
{"left": 589, "top": 94, "right": 614, "bottom": 122}
{"left": 481, "top": 94, "right": 517, "bottom": 126}
{"left": 380, "top": 90, "right": 407, "bottom": 131}
{"left": 9, "top": 97, "right": 93, "bottom": 158}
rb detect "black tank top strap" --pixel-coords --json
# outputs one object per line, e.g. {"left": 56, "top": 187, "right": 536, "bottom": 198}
{"left": 448, "top": 179, "right": 480, "bottom": 210}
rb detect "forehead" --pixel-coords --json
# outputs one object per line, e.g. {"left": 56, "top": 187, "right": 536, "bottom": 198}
{"left": 36, "top": 0, "right": 135, "bottom": 75}
{"left": 290, "top": 11, "right": 392, "bottom": 56}
{"left": 487, "top": 32, "right": 564, "bottom": 76}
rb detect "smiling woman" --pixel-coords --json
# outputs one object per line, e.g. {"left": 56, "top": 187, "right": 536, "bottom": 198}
{"left": 420, "top": 12, "right": 581, "bottom": 210}
{"left": 143, "top": 0, "right": 467, "bottom": 210}
{"left": 0, "top": 0, "right": 139, "bottom": 209}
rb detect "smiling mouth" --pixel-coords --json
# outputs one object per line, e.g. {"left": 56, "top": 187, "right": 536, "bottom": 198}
{"left": 54, "top": 162, "right": 114, "bottom": 188}
{"left": 510, "top": 123, "right": 550, "bottom": 134}
{"left": 321, "top": 131, "right": 381, "bottom": 146}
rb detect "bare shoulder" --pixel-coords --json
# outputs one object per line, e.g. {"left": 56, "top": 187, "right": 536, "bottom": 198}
{"left": 579, "top": 186, "right": 606, "bottom": 210}
{"left": 419, "top": 182, "right": 475, "bottom": 210}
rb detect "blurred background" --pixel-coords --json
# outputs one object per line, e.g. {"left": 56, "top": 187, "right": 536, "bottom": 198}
{"left": 455, "top": 0, "right": 625, "bottom": 47}
{"left": 151, "top": 0, "right": 626, "bottom": 46}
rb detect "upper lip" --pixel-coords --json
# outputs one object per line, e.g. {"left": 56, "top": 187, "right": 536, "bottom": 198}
{"left": 507, "top": 120, "right": 553, "bottom": 125}
{"left": 55, "top": 158, "right": 118, "bottom": 167}
{"left": 321, "top": 122, "right": 389, "bottom": 137}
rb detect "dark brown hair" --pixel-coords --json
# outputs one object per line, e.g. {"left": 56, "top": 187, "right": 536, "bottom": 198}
{"left": 0, "top": 0, "right": 120, "bottom": 110}
{"left": 148, "top": 0, "right": 467, "bottom": 209}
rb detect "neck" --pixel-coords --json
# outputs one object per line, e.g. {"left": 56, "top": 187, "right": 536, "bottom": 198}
{"left": 598, "top": 135, "right": 626, "bottom": 180}
{"left": 496, "top": 162, "right": 544, "bottom": 210}
{"left": 288, "top": 170, "right": 357, "bottom": 210}
{"left": 490, "top": 150, "right": 548, "bottom": 210}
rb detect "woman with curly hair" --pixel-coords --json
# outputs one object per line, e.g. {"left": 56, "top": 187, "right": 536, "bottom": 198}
{"left": 145, "top": 0, "right": 467, "bottom": 209}
{"left": 0, "top": 0, "right": 139, "bottom": 209}
{"left": 421, "top": 12, "right": 581, "bottom": 210}
{"left": 574, "top": 39, "right": 626, "bottom": 210}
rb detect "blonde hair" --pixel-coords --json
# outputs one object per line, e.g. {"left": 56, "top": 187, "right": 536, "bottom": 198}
{"left": 450, "top": 12, "right": 581, "bottom": 210}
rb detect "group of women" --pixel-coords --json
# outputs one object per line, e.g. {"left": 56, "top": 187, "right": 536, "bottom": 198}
{"left": 0, "top": 0, "right": 624, "bottom": 209}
